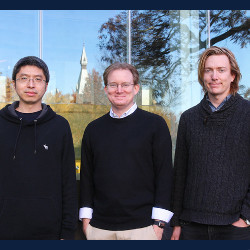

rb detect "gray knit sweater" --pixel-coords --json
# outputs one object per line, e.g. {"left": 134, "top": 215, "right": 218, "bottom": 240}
{"left": 171, "top": 93, "right": 250, "bottom": 226}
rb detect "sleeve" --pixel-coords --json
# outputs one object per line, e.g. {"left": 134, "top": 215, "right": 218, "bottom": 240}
{"left": 60, "top": 121, "right": 78, "bottom": 239}
{"left": 241, "top": 184, "right": 250, "bottom": 220}
{"left": 170, "top": 114, "right": 188, "bottom": 227}
{"left": 241, "top": 109, "right": 250, "bottom": 220}
{"left": 79, "top": 125, "right": 95, "bottom": 210}
{"left": 152, "top": 116, "right": 173, "bottom": 215}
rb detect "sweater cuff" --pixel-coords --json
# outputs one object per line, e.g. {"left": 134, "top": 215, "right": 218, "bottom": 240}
{"left": 151, "top": 207, "right": 174, "bottom": 223}
{"left": 241, "top": 204, "right": 250, "bottom": 221}
{"left": 170, "top": 214, "right": 181, "bottom": 227}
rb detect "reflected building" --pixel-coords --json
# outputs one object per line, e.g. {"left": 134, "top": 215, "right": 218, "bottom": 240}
{"left": 76, "top": 44, "right": 89, "bottom": 101}
{"left": 0, "top": 76, "right": 7, "bottom": 102}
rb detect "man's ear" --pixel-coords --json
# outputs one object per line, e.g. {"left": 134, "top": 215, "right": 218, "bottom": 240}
{"left": 231, "top": 73, "right": 236, "bottom": 83}
{"left": 134, "top": 84, "right": 140, "bottom": 95}
{"left": 104, "top": 85, "right": 108, "bottom": 95}
{"left": 12, "top": 80, "right": 16, "bottom": 89}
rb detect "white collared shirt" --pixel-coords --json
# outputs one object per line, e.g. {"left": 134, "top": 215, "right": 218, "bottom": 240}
{"left": 109, "top": 103, "right": 138, "bottom": 118}
{"left": 79, "top": 102, "right": 174, "bottom": 223}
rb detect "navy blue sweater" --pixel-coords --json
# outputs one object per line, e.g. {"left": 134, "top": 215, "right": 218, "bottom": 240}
{"left": 80, "top": 108, "right": 173, "bottom": 230}
{"left": 0, "top": 102, "right": 78, "bottom": 239}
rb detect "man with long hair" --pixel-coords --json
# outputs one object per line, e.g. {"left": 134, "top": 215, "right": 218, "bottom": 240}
{"left": 171, "top": 46, "right": 250, "bottom": 240}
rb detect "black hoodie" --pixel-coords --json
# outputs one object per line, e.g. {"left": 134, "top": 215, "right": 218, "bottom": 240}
{"left": 0, "top": 102, "right": 78, "bottom": 240}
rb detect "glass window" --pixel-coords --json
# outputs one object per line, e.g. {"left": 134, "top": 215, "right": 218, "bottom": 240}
{"left": 213, "top": 10, "right": 250, "bottom": 100}
{"left": 42, "top": 10, "right": 122, "bottom": 101}
{"left": 99, "top": 10, "right": 208, "bottom": 153}
{"left": 0, "top": 10, "right": 249, "bottom": 172}
{"left": 41, "top": 10, "right": 124, "bottom": 176}
{"left": 0, "top": 10, "right": 39, "bottom": 103}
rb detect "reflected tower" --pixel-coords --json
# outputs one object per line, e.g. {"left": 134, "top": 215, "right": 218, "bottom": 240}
{"left": 76, "top": 43, "right": 88, "bottom": 95}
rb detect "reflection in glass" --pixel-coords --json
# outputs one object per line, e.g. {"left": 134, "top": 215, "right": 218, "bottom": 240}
{"left": 0, "top": 10, "right": 249, "bottom": 167}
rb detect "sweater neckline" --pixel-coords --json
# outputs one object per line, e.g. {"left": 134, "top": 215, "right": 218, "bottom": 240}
{"left": 201, "top": 93, "right": 241, "bottom": 115}
{"left": 107, "top": 108, "right": 140, "bottom": 122}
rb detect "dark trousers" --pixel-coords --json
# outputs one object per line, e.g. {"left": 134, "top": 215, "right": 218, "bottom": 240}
{"left": 180, "top": 221, "right": 250, "bottom": 240}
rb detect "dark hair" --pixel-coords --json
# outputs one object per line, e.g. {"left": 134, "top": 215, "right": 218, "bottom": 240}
{"left": 103, "top": 62, "right": 139, "bottom": 86}
{"left": 12, "top": 56, "right": 50, "bottom": 83}
{"left": 198, "top": 46, "right": 241, "bottom": 95}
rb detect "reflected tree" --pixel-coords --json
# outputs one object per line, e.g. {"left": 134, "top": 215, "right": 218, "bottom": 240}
{"left": 5, "top": 77, "right": 15, "bottom": 102}
{"left": 82, "top": 69, "right": 109, "bottom": 105}
{"left": 98, "top": 10, "right": 250, "bottom": 107}
{"left": 239, "top": 85, "right": 250, "bottom": 101}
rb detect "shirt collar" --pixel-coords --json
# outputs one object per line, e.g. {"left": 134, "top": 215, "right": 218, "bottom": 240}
{"left": 206, "top": 94, "right": 232, "bottom": 112}
{"left": 110, "top": 103, "right": 137, "bottom": 119}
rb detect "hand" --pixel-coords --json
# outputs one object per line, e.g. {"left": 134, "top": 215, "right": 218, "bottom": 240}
{"left": 232, "top": 218, "right": 249, "bottom": 228}
{"left": 152, "top": 224, "right": 164, "bottom": 240}
{"left": 82, "top": 218, "right": 91, "bottom": 235}
{"left": 171, "top": 226, "right": 181, "bottom": 240}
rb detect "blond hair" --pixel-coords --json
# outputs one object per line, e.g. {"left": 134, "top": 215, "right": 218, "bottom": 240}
{"left": 198, "top": 46, "right": 241, "bottom": 94}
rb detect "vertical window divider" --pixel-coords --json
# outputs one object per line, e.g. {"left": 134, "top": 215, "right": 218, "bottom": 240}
{"left": 39, "top": 10, "right": 43, "bottom": 59}
{"left": 207, "top": 10, "right": 211, "bottom": 48}
{"left": 127, "top": 10, "right": 132, "bottom": 64}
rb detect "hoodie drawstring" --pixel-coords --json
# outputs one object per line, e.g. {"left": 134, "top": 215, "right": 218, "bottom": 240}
{"left": 34, "top": 120, "right": 37, "bottom": 154}
{"left": 13, "top": 118, "right": 23, "bottom": 160}
{"left": 13, "top": 119, "right": 38, "bottom": 160}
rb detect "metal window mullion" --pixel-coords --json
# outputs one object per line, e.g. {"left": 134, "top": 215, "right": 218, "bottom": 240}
{"left": 207, "top": 10, "right": 211, "bottom": 48}
{"left": 127, "top": 10, "right": 131, "bottom": 64}
{"left": 39, "top": 10, "right": 43, "bottom": 59}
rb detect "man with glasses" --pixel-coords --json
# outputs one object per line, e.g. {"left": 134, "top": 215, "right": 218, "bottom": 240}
{"left": 79, "top": 62, "right": 173, "bottom": 240}
{"left": 0, "top": 56, "right": 78, "bottom": 239}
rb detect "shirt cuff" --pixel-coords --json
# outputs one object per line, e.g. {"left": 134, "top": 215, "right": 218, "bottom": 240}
{"left": 79, "top": 207, "right": 93, "bottom": 221}
{"left": 151, "top": 207, "right": 174, "bottom": 223}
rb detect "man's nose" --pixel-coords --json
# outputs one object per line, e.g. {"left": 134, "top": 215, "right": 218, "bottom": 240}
{"left": 211, "top": 70, "right": 218, "bottom": 79}
{"left": 116, "top": 84, "right": 123, "bottom": 92}
{"left": 27, "top": 79, "right": 35, "bottom": 87}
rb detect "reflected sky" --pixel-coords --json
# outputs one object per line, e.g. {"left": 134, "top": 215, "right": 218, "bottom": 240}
{"left": 0, "top": 10, "right": 122, "bottom": 94}
{"left": 0, "top": 10, "right": 249, "bottom": 104}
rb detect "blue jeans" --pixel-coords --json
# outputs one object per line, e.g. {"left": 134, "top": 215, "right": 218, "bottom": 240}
{"left": 180, "top": 221, "right": 250, "bottom": 240}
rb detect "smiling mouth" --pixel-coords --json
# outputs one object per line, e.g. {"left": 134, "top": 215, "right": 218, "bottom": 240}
{"left": 209, "top": 83, "right": 221, "bottom": 87}
{"left": 115, "top": 96, "right": 126, "bottom": 98}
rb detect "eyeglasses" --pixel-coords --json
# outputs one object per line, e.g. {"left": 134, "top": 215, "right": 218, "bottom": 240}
{"left": 16, "top": 76, "right": 46, "bottom": 84}
{"left": 107, "top": 83, "right": 134, "bottom": 89}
